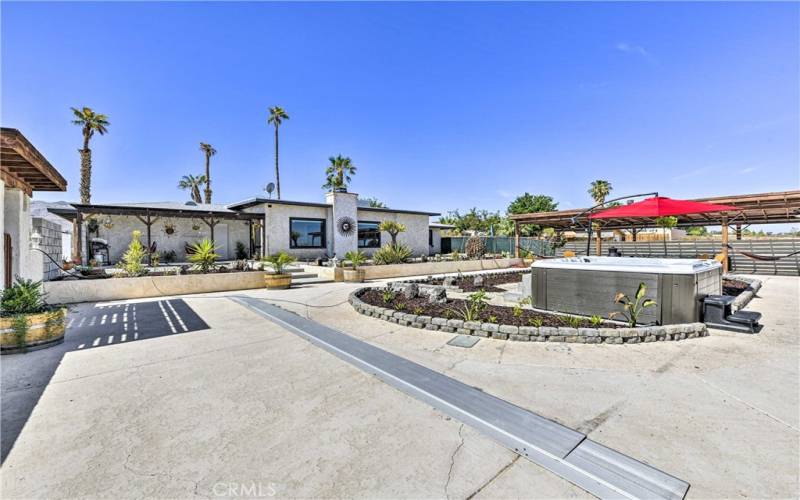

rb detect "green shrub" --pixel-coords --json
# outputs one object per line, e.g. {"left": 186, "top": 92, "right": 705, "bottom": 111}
{"left": 262, "top": 251, "right": 296, "bottom": 275}
{"left": 188, "top": 239, "right": 220, "bottom": 273}
{"left": 609, "top": 282, "right": 657, "bottom": 327}
{"left": 1, "top": 278, "right": 47, "bottom": 316}
{"left": 344, "top": 250, "right": 367, "bottom": 269}
{"left": 450, "top": 290, "right": 488, "bottom": 322}
{"left": 373, "top": 244, "right": 412, "bottom": 265}
{"left": 118, "top": 230, "right": 148, "bottom": 277}
{"left": 235, "top": 241, "right": 248, "bottom": 260}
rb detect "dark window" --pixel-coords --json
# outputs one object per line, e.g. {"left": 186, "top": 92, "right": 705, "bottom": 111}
{"left": 290, "top": 218, "right": 326, "bottom": 249}
{"left": 429, "top": 229, "right": 434, "bottom": 247}
{"left": 358, "top": 221, "right": 381, "bottom": 248}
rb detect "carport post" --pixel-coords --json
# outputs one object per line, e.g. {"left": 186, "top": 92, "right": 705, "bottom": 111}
{"left": 514, "top": 221, "right": 520, "bottom": 258}
{"left": 721, "top": 215, "right": 729, "bottom": 273}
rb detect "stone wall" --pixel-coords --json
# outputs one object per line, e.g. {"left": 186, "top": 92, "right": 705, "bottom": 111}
{"left": 33, "top": 217, "right": 63, "bottom": 281}
{"left": 349, "top": 287, "right": 708, "bottom": 344}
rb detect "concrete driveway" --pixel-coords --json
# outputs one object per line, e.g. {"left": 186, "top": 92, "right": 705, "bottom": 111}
{"left": 1, "top": 275, "right": 798, "bottom": 498}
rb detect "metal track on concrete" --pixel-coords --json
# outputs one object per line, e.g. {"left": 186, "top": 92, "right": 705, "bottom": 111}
{"left": 230, "top": 296, "right": 689, "bottom": 500}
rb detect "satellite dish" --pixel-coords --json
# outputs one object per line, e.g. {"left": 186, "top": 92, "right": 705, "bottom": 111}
{"left": 265, "top": 182, "right": 275, "bottom": 199}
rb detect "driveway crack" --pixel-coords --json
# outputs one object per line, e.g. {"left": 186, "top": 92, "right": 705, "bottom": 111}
{"left": 444, "top": 424, "right": 465, "bottom": 499}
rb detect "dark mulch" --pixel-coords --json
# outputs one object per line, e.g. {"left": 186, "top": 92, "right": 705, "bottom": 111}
{"left": 723, "top": 278, "right": 750, "bottom": 297}
{"left": 429, "top": 272, "right": 529, "bottom": 292}
{"left": 358, "top": 288, "right": 619, "bottom": 329}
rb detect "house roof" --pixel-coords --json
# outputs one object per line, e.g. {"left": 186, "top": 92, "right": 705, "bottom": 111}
{"left": 1, "top": 127, "right": 67, "bottom": 194}
{"left": 48, "top": 201, "right": 262, "bottom": 221}
{"left": 430, "top": 222, "right": 456, "bottom": 229}
{"left": 228, "top": 197, "right": 440, "bottom": 216}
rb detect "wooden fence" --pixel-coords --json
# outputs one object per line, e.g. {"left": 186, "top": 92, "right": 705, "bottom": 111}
{"left": 559, "top": 239, "right": 800, "bottom": 276}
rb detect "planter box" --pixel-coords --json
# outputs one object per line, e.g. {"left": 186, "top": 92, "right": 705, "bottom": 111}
{"left": 324, "top": 258, "right": 523, "bottom": 281}
{"left": 43, "top": 272, "right": 266, "bottom": 304}
{"left": 1, "top": 308, "right": 67, "bottom": 353}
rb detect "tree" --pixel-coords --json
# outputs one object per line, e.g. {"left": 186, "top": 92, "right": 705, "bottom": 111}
{"left": 360, "top": 197, "right": 385, "bottom": 208}
{"left": 686, "top": 226, "right": 708, "bottom": 237}
{"left": 322, "top": 155, "right": 357, "bottom": 192}
{"left": 178, "top": 174, "right": 207, "bottom": 203}
{"left": 267, "top": 106, "right": 289, "bottom": 199}
{"left": 438, "top": 208, "right": 507, "bottom": 235}
{"left": 655, "top": 216, "right": 678, "bottom": 255}
{"left": 588, "top": 180, "right": 613, "bottom": 205}
{"left": 71, "top": 106, "right": 110, "bottom": 204}
{"left": 379, "top": 220, "right": 406, "bottom": 246}
{"left": 199, "top": 142, "right": 217, "bottom": 204}
{"left": 506, "top": 193, "right": 558, "bottom": 236}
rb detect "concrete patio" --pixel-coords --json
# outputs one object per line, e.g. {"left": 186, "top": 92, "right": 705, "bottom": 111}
{"left": 1, "top": 275, "right": 798, "bottom": 498}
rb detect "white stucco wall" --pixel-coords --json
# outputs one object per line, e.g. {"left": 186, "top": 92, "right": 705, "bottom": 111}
{"left": 430, "top": 228, "right": 443, "bottom": 254}
{"left": 87, "top": 215, "right": 253, "bottom": 263}
{"left": 263, "top": 203, "right": 333, "bottom": 260}
{"left": 355, "top": 209, "right": 431, "bottom": 257}
{"left": 2, "top": 187, "right": 42, "bottom": 284}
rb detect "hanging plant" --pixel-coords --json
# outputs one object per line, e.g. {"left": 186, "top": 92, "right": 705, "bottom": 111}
{"left": 102, "top": 215, "right": 114, "bottom": 229}
{"left": 191, "top": 219, "right": 201, "bottom": 231}
{"left": 163, "top": 222, "right": 176, "bottom": 236}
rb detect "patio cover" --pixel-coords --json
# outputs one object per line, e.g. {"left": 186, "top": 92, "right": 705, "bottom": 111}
{"left": 589, "top": 196, "right": 739, "bottom": 219}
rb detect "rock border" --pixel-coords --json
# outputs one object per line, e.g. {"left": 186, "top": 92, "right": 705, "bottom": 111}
{"left": 348, "top": 288, "right": 708, "bottom": 344}
{"left": 399, "top": 268, "right": 531, "bottom": 293}
{"left": 724, "top": 275, "right": 762, "bottom": 312}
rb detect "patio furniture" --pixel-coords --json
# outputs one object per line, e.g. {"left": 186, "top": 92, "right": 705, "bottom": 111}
{"left": 90, "top": 238, "right": 109, "bottom": 265}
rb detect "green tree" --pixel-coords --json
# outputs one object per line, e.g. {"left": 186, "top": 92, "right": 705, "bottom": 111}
{"left": 438, "top": 208, "right": 506, "bottom": 235}
{"left": 178, "top": 174, "right": 207, "bottom": 203}
{"left": 267, "top": 106, "right": 289, "bottom": 199}
{"left": 379, "top": 220, "right": 406, "bottom": 246}
{"left": 199, "top": 142, "right": 217, "bottom": 204}
{"left": 686, "top": 226, "right": 708, "bottom": 237}
{"left": 71, "top": 106, "right": 110, "bottom": 204}
{"left": 359, "top": 197, "right": 385, "bottom": 208}
{"left": 588, "top": 180, "right": 613, "bottom": 205}
{"left": 322, "top": 155, "right": 357, "bottom": 192}
{"left": 506, "top": 193, "right": 558, "bottom": 236}
{"left": 655, "top": 216, "right": 679, "bottom": 255}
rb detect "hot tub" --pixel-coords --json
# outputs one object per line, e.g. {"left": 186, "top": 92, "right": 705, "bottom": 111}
{"left": 526, "top": 257, "right": 722, "bottom": 325}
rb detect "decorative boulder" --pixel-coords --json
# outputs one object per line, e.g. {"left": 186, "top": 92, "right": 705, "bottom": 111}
{"left": 423, "top": 286, "right": 447, "bottom": 304}
{"left": 473, "top": 275, "right": 484, "bottom": 287}
{"left": 442, "top": 276, "right": 457, "bottom": 287}
{"left": 389, "top": 282, "right": 419, "bottom": 299}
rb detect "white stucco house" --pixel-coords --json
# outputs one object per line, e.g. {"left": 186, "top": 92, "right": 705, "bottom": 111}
{"left": 50, "top": 190, "right": 449, "bottom": 265}
{"left": 1, "top": 128, "right": 68, "bottom": 288}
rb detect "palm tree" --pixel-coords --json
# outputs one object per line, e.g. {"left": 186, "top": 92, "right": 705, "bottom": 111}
{"left": 178, "top": 174, "right": 207, "bottom": 203}
{"left": 588, "top": 180, "right": 613, "bottom": 256}
{"left": 267, "top": 106, "right": 289, "bottom": 199}
{"left": 322, "top": 155, "right": 357, "bottom": 192}
{"left": 588, "top": 180, "right": 612, "bottom": 205}
{"left": 199, "top": 142, "right": 217, "bottom": 204}
{"left": 71, "top": 107, "right": 110, "bottom": 204}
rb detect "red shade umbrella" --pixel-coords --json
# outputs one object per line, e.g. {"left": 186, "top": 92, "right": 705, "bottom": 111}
{"left": 589, "top": 196, "right": 739, "bottom": 219}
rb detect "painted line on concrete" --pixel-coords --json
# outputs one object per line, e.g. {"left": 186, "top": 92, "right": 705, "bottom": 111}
{"left": 230, "top": 296, "right": 689, "bottom": 500}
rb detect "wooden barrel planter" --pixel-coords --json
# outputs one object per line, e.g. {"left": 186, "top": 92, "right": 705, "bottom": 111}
{"left": 342, "top": 269, "right": 366, "bottom": 283}
{"left": 264, "top": 274, "right": 292, "bottom": 290}
{"left": 0, "top": 308, "right": 68, "bottom": 354}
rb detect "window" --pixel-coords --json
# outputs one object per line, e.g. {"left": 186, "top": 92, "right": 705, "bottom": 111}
{"left": 358, "top": 221, "right": 381, "bottom": 248}
{"left": 289, "top": 218, "right": 326, "bottom": 249}
{"left": 429, "top": 229, "right": 434, "bottom": 247}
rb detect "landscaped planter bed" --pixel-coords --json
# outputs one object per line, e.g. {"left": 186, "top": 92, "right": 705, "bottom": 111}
{"left": 1, "top": 308, "right": 68, "bottom": 354}
{"left": 723, "top": 275, "right": 762, "bottom": 312}
{"left": 308, "top": 258, "right": 523, "bottom": 281}
{"left": 350, "top": 287, "right": 707, "bottom": 344}
{"left": 44, "top": 271, "right": 266, "bottom": 304}
{"left": 405, "top": 269, "right": 530, "bottom": 292}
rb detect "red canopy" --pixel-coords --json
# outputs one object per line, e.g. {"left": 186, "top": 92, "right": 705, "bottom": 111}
{"left": 589, "top": 196, "right": 739, "bottom": 219}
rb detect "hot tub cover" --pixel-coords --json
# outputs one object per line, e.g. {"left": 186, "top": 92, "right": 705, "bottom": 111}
{"left": 532, "top": 256, "right": 722, "bottom": 274}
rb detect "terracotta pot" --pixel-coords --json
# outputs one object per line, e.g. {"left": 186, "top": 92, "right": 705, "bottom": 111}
{"left": 1, "top": 308, "right": 68, "bottom": 354}
{"left": 264, "top": 273, "right": 292, "bottom": 290}
{"left": 342, "top": 268, "right": 366, "bottom": 283}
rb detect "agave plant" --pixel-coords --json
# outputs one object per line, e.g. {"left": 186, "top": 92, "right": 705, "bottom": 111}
{"left": 262, "top": 252, "right": 296, "bottom": 275}
{"left": 344, "top": 250, "right": 367, "bottom": 270}
{"left": 188, "top": 239, "right": 220, "bottom": 273}
{"left": 609, "top": 282, "right": 657, "bottom": 327}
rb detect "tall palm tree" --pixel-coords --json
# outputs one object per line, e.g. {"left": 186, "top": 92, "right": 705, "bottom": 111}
{"left": 588, "top": 179, "right": 612, "bottom": 205}
{"left": 588, "top": 180, "right": 613, "bottom": 256}
{"left": 199, "top": 142, "right": 217, "bottom": 204}
{"left": 71, "top": 107, "right": 110, "bottom": 204}
{"left": 178, "top": 174, "right": 207, "bottom": 203}
{"left": 267, "top": 106, "right": 289, "bottom": 199}
{"left": 322, "top": 155, "right": 357, "bottom": 192}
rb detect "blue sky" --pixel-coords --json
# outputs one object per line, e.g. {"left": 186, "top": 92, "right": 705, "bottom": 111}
{"left": 2, "top": 2, "right": 798, "bottom": 226}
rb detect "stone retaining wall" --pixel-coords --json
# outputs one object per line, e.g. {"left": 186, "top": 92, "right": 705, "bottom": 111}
{"left": 349, "top": 288, "right": 708, "bottom": 344}
{"left": 399, "top": 268, "right": 530, "bottom": 292}
{"left": 725, "top": 275, "right": 762, "bottom": 312}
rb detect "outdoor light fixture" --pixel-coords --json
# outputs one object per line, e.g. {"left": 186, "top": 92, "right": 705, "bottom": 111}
{"left": 29, "top": 230, "right": 42, "bottom": 250}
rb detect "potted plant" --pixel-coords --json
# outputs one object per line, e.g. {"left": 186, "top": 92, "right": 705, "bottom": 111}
{"left": 343, "top": 250, "right": 367, "bottom": 282}
{"left": 262, "top": 252, "right": 296, "bottom": 289}
{"left": 1, "top": 278, "right": 67, "bottom": 354}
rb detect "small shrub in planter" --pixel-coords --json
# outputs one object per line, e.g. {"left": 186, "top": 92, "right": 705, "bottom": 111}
{"left": 263, "top": 252, "right": 296, "bottom": 289}
{"left": 1, "top": 278, "right": 67, "bottom": 353}
{"left": 343, "top": 250, "right": 367, "bottom": 283}
{"left": 117, "top": 230, "right": 149, "bottom": 277}
{"left": 373, "top": 243, "right": 412, "bottom": 265}
{"left": 187, "top": 239, "right": 220, "bottom": 273}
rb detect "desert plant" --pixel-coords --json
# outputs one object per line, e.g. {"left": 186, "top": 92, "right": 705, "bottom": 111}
{"left": 450, "top": 251, "right": 462, "bottom": 261}
{"left": 465, "top": 236, "right": 486, "bottom": 259}
{"left": 118, "top": 230, "right": 148, "bottom": 277}
{"left": 589, "top": 315, "right": 604, "bottom": 327}
{"left": 71, "top": 106, "right": 110, "bottom": 204}
{"left": 161, "top": 250, "right": 177, "bottom": 263}
{"left": 188, "top": 239, "right": 220, "bottom": 273}
{"left": 486, "top": 315, "right": 498, "bottom": 324}
{"left": 1, "top": 278, "right": 47, "bottom": 316}
{"left": 150, "top": 252, "right": 160, "bottom": 267}
{"left": 344, "top": 250, "right": 367, "bottom": 269}
{"left": 450, "top": 290, "right": 488, "bottom": 322}
{"left": 381, "top": 289, "right": 396, "bottom": 304}
{"left": 413, "top": 306, "right": 424, "bottom": 315}
{"left": 379, "top": 221, "right": 406, "bottom": 246}
{"left": 373, "top": 243, "right": 412, "bottom": 265}
{"left": 235, "top": 241, "right": 248, "bottom": 260}
{"left": 566, "top": 316, "right": 583, "bottom": 328}
{"left": 527, "top": 317, "right": 544, "bottom": 328}
{"left": 262, "top": 251, "right": 296, "bottom": 275}
{"left": 199, "top": 142, "right": 217, "bottom": 203}
{"left": 393, "top": 303, "right": 406, "bottom": 311}
{"left": 322, "top": 155, "right": 357, "bottom": 192}
{"left": 268, "top": 106, "right": 289, "bottom": 199}
{"left": 609, "top": 282, "right": 657, "bottom": 327}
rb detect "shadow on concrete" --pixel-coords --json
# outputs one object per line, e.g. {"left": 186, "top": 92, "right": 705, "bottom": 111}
{"left": 1, "top": 298, "right": 209, "bottom": 462}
